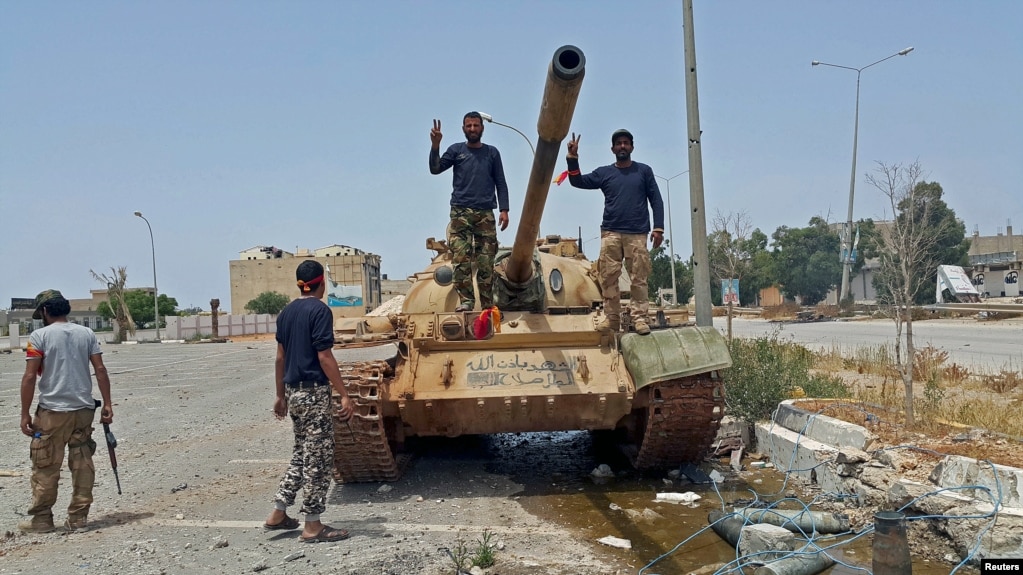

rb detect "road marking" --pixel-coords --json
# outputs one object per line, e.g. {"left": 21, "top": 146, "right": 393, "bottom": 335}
{"left": 107, "top": 349, "right": 265, "bottom": 375}
{"left": 139, "top": 518, "right": 558, "bottom": 535}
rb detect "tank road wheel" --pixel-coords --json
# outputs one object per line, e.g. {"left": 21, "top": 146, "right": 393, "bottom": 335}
{"left": 630, "top": 373, "right": 725, "bottom": 469}
{"left": 332, "top": 360, "right": 406, "bottom": 483}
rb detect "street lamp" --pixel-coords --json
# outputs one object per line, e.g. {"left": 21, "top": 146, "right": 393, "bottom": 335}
{"left": 812, "top": 46, "right": 913, "bottom": 303}
{"left": 134, "top": 211, "right": 160, "bottom": 341}
{"left": 654, "top": 171, "right": 689, "bottom": 307}
{"left": 478, "top": 112, "right": 535, "bottom": 156}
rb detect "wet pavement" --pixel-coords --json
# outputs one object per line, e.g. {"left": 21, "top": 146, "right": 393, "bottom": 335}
{"left": 411, "top": 430, "right": 964, "bottom": 574}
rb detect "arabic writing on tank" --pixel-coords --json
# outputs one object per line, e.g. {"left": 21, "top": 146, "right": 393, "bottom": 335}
{"left": 465, "top": 353, "right": 577, "bottom": 388}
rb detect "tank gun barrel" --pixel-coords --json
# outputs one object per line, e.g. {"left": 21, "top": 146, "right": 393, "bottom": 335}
{"left": 505, "top": 45, "right": 586, "bottom": 284}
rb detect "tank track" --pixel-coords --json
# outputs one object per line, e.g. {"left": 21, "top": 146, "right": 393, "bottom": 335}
{"left": 634, "top": 373, "right": 725, "bottom": 468}
{"left": 332, "top": 360, "right": 406, "bottom": 483}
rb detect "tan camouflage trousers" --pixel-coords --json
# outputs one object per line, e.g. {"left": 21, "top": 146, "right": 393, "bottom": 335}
{"left": 274, "top": 386, "right": 335, "bottom": 516}
{"left": 447, "top": 207, "right": 498, "bottom": 309}
{"left": 27, "top": 407, "right": 98, "bottom": 523}
{"left": 598, "top": 230, "right": 651, "bottom": 320}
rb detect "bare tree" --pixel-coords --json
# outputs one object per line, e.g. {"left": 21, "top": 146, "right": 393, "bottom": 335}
{"left": 867, "top": 161, "right": 954, "bottom": 426}
{"left": 91, "top": 267, "right": 135, "bottom": 343}
{"left": 710, "top": 210, "right": 753, "bottom": 340}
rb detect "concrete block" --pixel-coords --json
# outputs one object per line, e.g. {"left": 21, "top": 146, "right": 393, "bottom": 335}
{"left": 716, "top": 415, "right": 751, "bottom": 447}
{"left": 931, "top": 455, "right": 1023, "bottom": 509}
{"left": 889, "top": 479, "right": 975, "bottom": 517}
{"left": 773, "top": 400, "right": 875, "bottom": 450}
{"left": 859, "top": 466, "right": 898, "bottom": 491}
{"left": 835, "top": 447, "right": 869, "bottom": 464}
{"left": 754, "top": 422, "right": 837, "bottom": 483}
{"left": 737, "top": 523, "right": 797, "bottom": 561}
{"left": 835, "top": 463, "right": 860, "bottom": 477}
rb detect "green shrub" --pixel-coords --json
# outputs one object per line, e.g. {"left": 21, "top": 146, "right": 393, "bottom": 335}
{"left": 724, "top": 332, "right": 849, "bottom": 423}
{"left": 471, "top": 529, "right": 497, "bottom": 568}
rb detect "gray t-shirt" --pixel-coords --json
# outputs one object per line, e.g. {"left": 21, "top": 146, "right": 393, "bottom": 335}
{"left": 26, "top": 322, "right": 102, "bottom": 411}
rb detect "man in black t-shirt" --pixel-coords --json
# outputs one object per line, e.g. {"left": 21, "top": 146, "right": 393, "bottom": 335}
{"left": 564, "top": 129, "right": 665, "bottom": 335}
{"left": 263, "top": 260, "right": 354, "bottom": 543}
{"left": 430, "top": 112, "right": 511, "bottom": 312}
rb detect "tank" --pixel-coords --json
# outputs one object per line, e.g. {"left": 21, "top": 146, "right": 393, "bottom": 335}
{"left": 332, "top": 45, "right": 732, "bottom": 482}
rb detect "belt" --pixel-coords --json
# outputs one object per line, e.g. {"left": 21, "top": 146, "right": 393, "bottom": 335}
{"left": 285, "top": 381, "right": 328, "bottom": 389}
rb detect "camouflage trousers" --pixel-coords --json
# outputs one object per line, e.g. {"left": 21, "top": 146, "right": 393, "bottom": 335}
{"left": 598, "top": 230, "right": 652, "bottom": 319}
{"left": 28, "top": 407, "right": 98, "bottom": 523}
{"left": 274, "top": 386, "right": 335, "bottom": 516}
{"left": 447, "top": 207, "right": 498, "bottom": 309}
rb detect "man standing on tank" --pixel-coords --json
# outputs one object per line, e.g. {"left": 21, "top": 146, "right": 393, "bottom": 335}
{"left": 564, "top": 129, "right": 664, "bottom": 335}
{"left": 264, "top": 260, "right": 355, "bottom": 543}
{"left": 429, "top": 112, "right": 510, "bottom": 312}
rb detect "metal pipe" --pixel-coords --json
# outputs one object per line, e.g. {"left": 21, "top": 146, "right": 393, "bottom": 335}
{"left": 134, "top": 211, "right": 160, "bottom": 340}
{"left": 479, "top": 113, "right": 535, "bottom": 156}
{"left": 655, "top": 171, "right": 689, "bottom": 307}
{"left": 506, "top": 45, "right": 585, "bottom": 284}
{"left": 753, "top": 552, "right": 836, "bottom": 575}
{"left": 737, "top": 508, "right": 850, "bottom": 534}
{"left": 708, "top": 510, "right": 745, "bottom": 547}
{"left": 872, "top": 510, "right": 911, "bottom": 575}
{"left": 812, "top": 47, "right": 914, "bottom": 303}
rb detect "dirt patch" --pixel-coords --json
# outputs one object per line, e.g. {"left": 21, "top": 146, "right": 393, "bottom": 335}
{"left": 225, "top": 333, "right": 275, "bottom": 343}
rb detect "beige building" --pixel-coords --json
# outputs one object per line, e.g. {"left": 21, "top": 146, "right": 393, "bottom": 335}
{"left": 3, "top": 288, "right": 155, "bottom": 333}
{"left": 968, "top": 224, "right": 1022, "bottom": 298}
{"left": 229, "top": 244, "right": 383, "bottom": 319}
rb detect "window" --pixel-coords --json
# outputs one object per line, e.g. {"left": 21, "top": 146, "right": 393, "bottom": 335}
{"left": 83, "top": 318, "right": 90, "bottom": 328}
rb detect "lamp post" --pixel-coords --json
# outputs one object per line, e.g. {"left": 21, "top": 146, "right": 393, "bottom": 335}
{"left": 812, "top": 46, "right": 914, "bottom": 303}
{"left": 134, "top": 211, "right": 160, "bottom": 341}
{"left": 654, "top": 171, "right": 689, "bottom": 306}
{"left": 478, "top": 112, "right": 535, "bottom": 156}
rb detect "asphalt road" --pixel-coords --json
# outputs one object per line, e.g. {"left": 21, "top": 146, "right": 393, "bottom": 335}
{"left": 716, "top": 315, "right": 1023, "bottom": 373}
{"left": 0, "top": 341, "right": 624, "bottom": 574}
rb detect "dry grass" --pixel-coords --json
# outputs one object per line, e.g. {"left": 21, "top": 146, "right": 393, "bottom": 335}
{"left": 811, "top": 344, "right": 1023, "bottom": 439}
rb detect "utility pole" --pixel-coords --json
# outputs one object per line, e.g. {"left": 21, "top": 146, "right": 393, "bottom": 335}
{"left": 682, "top": 0, "right": 712, "bottom": 327}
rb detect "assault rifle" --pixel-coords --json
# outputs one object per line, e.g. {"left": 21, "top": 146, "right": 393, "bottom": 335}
{"left": 95, "top": 399, "right": 122, "bottom": 495}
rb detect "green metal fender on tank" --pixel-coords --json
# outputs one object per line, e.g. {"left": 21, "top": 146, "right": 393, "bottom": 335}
{"left": 619, "top": 325, "right": 732, "bottom": 390}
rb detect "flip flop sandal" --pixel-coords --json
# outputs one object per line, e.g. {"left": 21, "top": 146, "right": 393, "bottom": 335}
{"left": 300, "top": 525, "right": 350, "bottom": 543}
{"left": 263, "top": 515, "right": 300, "bottom": 531}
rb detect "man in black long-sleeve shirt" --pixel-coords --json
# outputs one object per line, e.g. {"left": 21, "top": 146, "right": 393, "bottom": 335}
{"left": 565, "top": 129, "right": 664, "bottom": 335}
{"left": 429, "top": 112, "right": 510, "bottom": 312}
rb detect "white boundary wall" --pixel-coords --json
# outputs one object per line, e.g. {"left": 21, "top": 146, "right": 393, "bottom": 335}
{"left": 164, "top": 314, "right": 276, "bottom": 340}
{"left": 0, "top": 314, "right": 275, "bottom": 349}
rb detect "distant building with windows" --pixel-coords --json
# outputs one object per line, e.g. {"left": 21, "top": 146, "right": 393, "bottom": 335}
{"left": 229, "top": 244, "right": 382, "bottom": 320}
{"left": 968, "top": 224, "right": 1022, "bottom": 298}
{"left": 2, "top": 288, "right": 154, "bottom": 334}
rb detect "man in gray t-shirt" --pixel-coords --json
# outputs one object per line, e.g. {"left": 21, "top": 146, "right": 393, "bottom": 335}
{"left": 19, "top": 289, "right": 113, "bottom": 533}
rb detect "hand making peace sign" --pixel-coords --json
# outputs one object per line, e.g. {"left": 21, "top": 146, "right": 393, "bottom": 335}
{"left": 567, "top": 132, "right": 580, "bottom": 158}
{"left": 430, "top": 119, "right": 443, "bottom": 148}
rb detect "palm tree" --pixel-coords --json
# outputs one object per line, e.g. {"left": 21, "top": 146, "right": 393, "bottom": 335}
{"left": 91, "top": 267, "right": 135, "bottom": 343}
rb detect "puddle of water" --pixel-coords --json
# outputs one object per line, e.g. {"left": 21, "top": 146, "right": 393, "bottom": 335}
{"left": 417, "top": 431, "right": 964, "bottom": 574}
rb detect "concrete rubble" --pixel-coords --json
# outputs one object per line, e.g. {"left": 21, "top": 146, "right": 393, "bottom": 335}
{"left": 736, "top": 523, "right": 797, "bottom": 561}
{"left": 755, "top": 399, "right": 1023, "bottom": 564}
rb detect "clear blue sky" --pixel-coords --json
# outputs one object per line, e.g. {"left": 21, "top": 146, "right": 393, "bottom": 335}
{"left": 3, "top": 1, "right": 1020, "bottom": 311}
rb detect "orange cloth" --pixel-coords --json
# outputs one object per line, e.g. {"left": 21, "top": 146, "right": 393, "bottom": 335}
{"left": 472, "top": 307, "right": 502, "bottom": 339}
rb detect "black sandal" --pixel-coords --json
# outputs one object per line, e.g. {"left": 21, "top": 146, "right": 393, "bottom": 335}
{"left": 263, "top": 515, "right": 300, "bottom": 531}
{"left": 299, "top": 525, "right": 350, "bottom": 543}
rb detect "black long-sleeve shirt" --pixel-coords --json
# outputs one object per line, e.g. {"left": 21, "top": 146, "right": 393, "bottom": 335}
{"left": 430, "top": 142, "right": 510, "bottom": 212}
{"left": 567, "top": 157, "right": 664, "bottom": 234}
